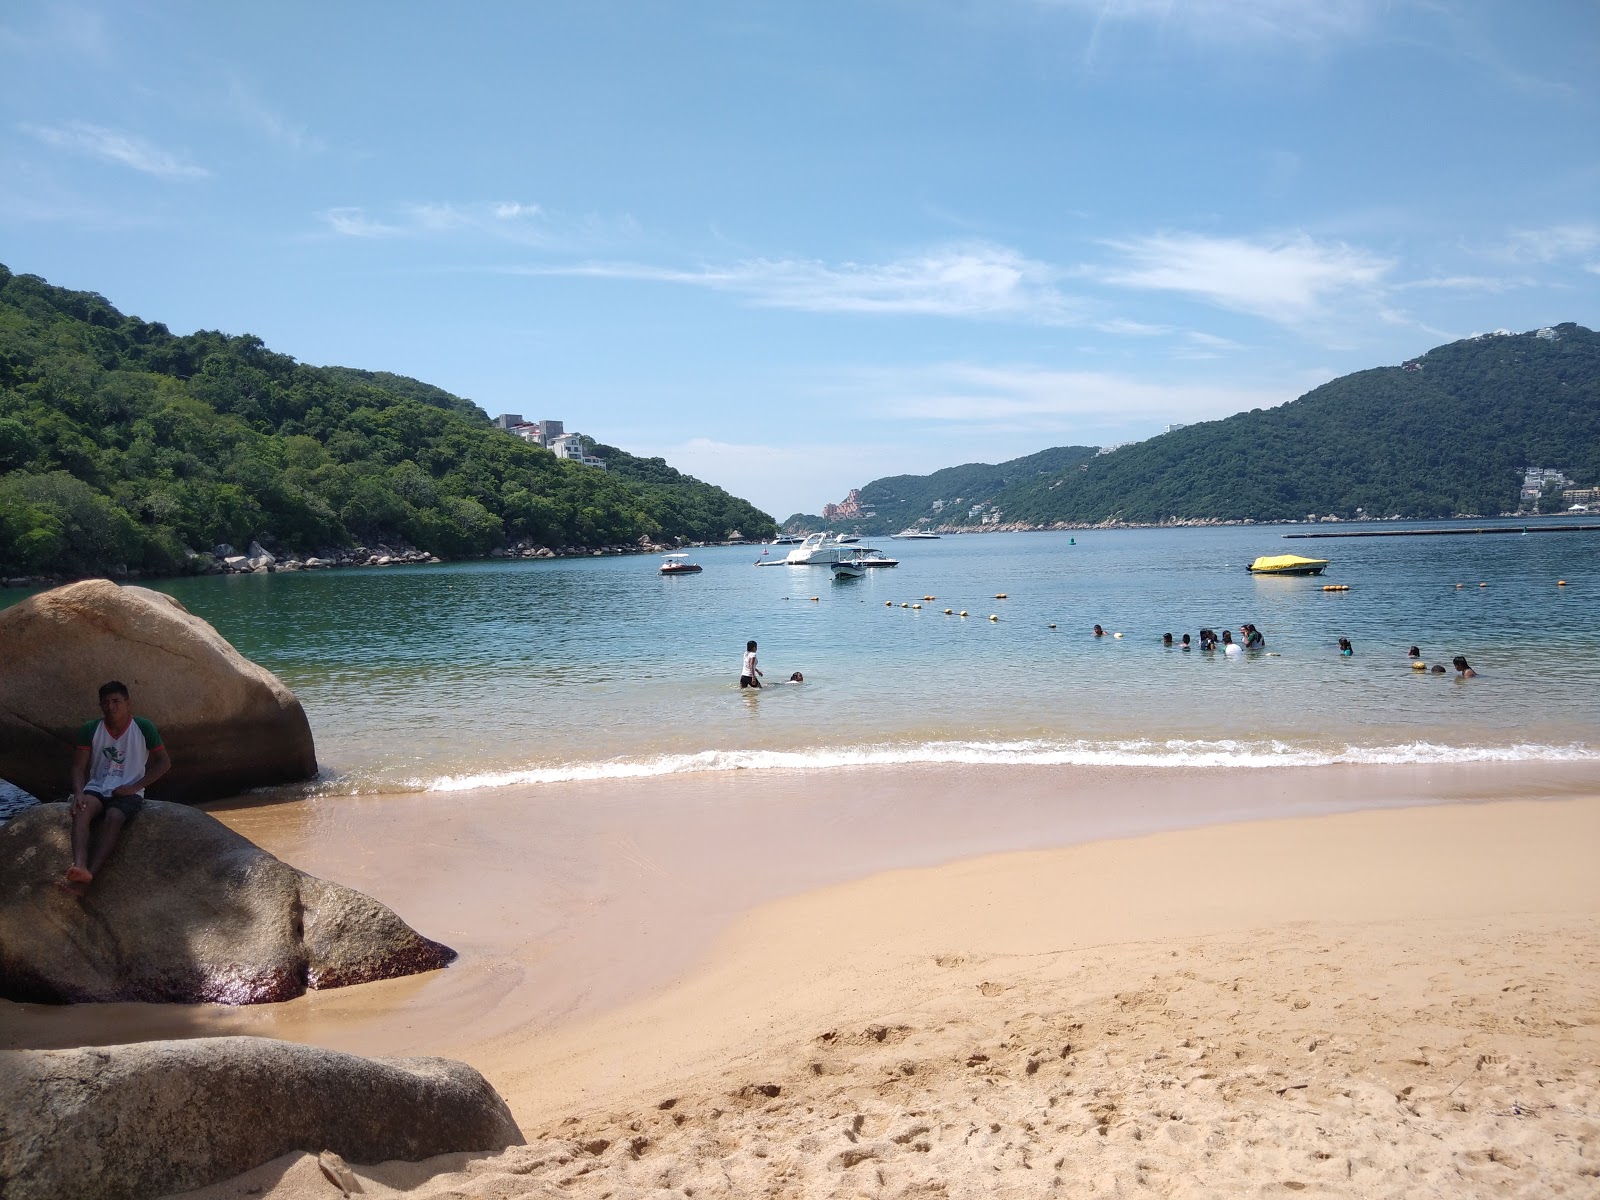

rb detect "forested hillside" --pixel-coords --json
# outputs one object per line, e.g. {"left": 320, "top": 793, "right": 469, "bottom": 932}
{"left": 786, "top": 445, "right": 1099, "bottom": 534}
{"left": 989, "top": 325, "right": 1600, "bottom": 525}
{"left": 0, "top": 265, "right": 774, "bottom": 577}
{"left": 799, "top": 325, "right": 1599, "bottom": 532}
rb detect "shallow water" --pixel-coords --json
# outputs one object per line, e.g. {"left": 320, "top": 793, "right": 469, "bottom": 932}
{"left": 19, "top": 518, "right": 1571, "bottom": 795}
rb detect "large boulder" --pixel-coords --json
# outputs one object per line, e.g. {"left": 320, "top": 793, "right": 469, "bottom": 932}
{"left": 0, "top": 1037, "right": 525, "bottom": 1200}
{"left": 0, "top": 579, "right": 317, "bottom": 803}
{"left": 0, "top": 802, "right": 455, "bottom": 1004}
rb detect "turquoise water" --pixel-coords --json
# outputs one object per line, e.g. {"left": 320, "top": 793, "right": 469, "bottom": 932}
{"left": 51, "top": 519, "right": 1593, "bottom": 795}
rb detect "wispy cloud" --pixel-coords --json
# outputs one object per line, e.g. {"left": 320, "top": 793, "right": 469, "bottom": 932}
{"left": 1096, "top": 231, "right": 1391, "bottom": 323}
{"left": 229, "top": 81, "right": 324, "bottom": 153}
{"left": 20, "top": 120, "right": 209, "bottom": 178}
{"left": 1060, "top": 0, "right": 1381, "bottom": 52}
{"left": 524, "top": 243, "right": 1081, "bottom": 322}
{"left": 317, "top": 200, "right": 630, "bottom": 249}
{"left": 1393, "top": 274, "right": 1519, "bottom": 293}
{"left": 1500, "top": 224, "right": 1600, "bottom": 264}
{"left": 849, "top": 362, "right": 1299, "bottom": 426}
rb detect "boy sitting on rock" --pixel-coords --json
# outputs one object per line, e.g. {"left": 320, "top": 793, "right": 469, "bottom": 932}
{"left": 62, "top": 681, "right": 170, "bottom": 898}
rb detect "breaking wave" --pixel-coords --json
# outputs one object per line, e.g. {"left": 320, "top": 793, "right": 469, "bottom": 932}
{"left": 412, "top": 737, "right": 1600, "bottom": 793}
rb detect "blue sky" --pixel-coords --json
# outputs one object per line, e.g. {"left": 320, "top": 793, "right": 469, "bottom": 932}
{"left": 3, "top": 1, "right": 1596, "bottom": 519}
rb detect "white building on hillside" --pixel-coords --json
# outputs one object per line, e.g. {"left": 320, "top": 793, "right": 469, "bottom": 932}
{"left": 550, "top": 432, "right": 606, "bottom": 469}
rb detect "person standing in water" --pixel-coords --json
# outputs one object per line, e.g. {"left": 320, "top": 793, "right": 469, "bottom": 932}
{"left": 740, "top": 640, "right": 764, "bottom": 688}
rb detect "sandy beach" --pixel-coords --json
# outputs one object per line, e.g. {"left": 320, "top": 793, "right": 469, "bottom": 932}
{"left": 9, "top": 762, "right": 1600, "bottom": 1196}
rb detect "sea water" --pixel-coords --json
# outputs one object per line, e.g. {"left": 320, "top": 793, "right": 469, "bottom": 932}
{"left": 33, "top": 518, "right": 1587, "bottom": 797}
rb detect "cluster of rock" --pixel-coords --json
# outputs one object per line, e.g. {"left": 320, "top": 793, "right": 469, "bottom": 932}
{"left": 0, "top": 579, "right": 318, "bottom": 804}
{"left": 2, "top": 1038, "right": 524, "bottom": 1200}
{"left": 1, "top": 801, "right": 455, "bottom": 1004}
{"left": 199, "top": 539, "right": 442, "bottom": 575}
{"left": 491, "top": 535, "right": 677, "bottom": 559}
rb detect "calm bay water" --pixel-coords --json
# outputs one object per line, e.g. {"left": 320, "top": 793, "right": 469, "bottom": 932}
{"left": 47, "top": 518, "right": 1590, "bottom": 796}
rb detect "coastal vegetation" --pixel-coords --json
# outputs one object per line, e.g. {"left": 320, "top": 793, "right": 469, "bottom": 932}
{"left": 0, "top": 264, "right": 775, "bottom": 579}
{"left": 797, "top": 325, "right": 1600, "bottom": 532}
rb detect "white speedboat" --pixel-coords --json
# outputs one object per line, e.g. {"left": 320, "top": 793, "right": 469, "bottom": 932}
{"left": 831, "top": 561, "right": 865, "bottom": 580}
{"left": 843, "top": 548, "right": 899, "bottom": 568}
{"left": 659, "top": 553, "right": 702, "bottom": 575}
{"left": 890, "top": 527, "right": 940, "bottom": 539}
{"left": 775, "top": 532, "right": 858, "bottom": 565}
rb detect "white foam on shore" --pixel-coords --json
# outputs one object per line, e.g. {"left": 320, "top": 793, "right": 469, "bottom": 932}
{"left": 414, "top": 738, "right": 1600, "bottom": 793}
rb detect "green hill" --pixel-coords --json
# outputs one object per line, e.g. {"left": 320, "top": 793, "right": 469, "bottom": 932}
{"left": 799, "top": 325, "right": 1600, "bottom": 532}
{"left": 785, "top": 444, "right": 1099, "bottom": 535}
{"left": 988, "top": 325, "right": 1600, "bottom": 525}
{"left": 0, "top": 264, "right": 774, "bottom": 578}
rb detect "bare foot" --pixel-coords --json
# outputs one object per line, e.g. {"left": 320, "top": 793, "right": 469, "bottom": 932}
{"left": 66, "top": 865, "right": 92, "bottom": 884}
{"left": 58, "top": 877, "right": 88, "bottom": 898}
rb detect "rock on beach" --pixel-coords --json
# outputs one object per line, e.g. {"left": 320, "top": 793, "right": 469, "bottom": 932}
{"left": 0, "top": 1036, "right": 525, "bottom": 1200}
{"left": 0, "top": 801, "right": 455, "bottom": 1004}
{"left": 0, "top": 578, "right": 317, "bottom": 804}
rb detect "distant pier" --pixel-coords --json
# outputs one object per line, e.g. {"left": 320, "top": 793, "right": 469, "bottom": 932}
{"left": 1284, "top": 524, "right": 1600, "bottom": 539}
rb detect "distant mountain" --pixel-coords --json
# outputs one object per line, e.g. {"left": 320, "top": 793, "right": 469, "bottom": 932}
{"left": 785, "top": 445, "right": 1099, "bottom": 535}
{"left": 0, "top": 263, "right": 775, "bottom": 578}
{"left": 797, "top": 324, "right": 1600, "bottom": 532}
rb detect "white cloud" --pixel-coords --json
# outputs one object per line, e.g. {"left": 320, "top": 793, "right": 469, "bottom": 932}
{"left": 322, "top": 206, "right": 406, "bottom": 237}
{"left": 528, "top": 243, "right": 1080, "bottom": 322}
{"left": 1394, "top": 274, "right": 1518, "bottom": 293}
{"left": 1501, "top": 224, "right": 1600, "bottom": 264}
{"left": 849, "top": 362, "right": 1299, "bottom": 426}
{"left": 229, "top": 81, "right": 324, "bottom": 153}
{"left": 1097, "top": 231, "right": 1391, "bottom": 323}
{"left": 1057, "top": 0, "right": 1380, "bottom": 51}
{"left": 20, "top": 120, "right": 209, "bottom": 178}
{"left": 315, "top": 200, "right": 629, "bottom": 249}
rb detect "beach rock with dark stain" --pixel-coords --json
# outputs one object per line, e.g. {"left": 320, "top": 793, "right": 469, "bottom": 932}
{"left": 0, "top": 801, "right": 455, "bottom": 1004}
{"left": 0, "top": 578, "right": 317, "bottom": 804}
{"left": 0, "top": 1036, "right": 525, "bottom": 1200}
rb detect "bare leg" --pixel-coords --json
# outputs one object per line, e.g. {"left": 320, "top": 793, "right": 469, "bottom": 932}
{"left": 86, "top": 808, "right": 127, "bottom": 878}
{"left": 65, "top": 794, "right": 105, "bottom": 892}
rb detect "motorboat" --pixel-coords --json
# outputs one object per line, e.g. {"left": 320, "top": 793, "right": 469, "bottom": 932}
{"left": 660, "top": 553, "right": 702, "bottom": 575}
{"left": 771, "top": 532, "right": 858, "bottom": 565}
{"left": 890, "top": 527, "right": 940, "bottom": 539}
{"left": 843, "top": 548, "right": 899, "bottom": 568}
{"left": 831, "top": 560, "right": 866, "bottom": 580}
{"left": 772, "top": 534, "right": 803, "bottom": 545}
{"left": 1247, "top": 554, "right": 1330, "bottom": 576}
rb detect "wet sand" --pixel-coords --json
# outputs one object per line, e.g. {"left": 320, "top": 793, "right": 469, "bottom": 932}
{"left": 6, "top": 761, "right": 1599, "bottom": 1196}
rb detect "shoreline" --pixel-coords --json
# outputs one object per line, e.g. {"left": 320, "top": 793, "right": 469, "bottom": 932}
{"left": 8, "top": 759, "right": 1597, "bottom": 1066}
{"left": 5, "top": 512, "right": 1592, "bottom": 593}
{"left": 163, "top": 769, "right": 1600, "bottom": 1198}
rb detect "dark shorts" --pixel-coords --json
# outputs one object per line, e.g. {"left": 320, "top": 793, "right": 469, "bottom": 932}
{"left": 740, "top": 675, "right": 761, "bottom": 689}
{"left": 86, "top": 789, "right": 143, "bottom": 822}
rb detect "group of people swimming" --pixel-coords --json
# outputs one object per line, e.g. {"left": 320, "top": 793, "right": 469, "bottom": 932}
{"left": 1097, "top": 626, "right": 1478, "bottom": 674}
{"left": 1134, "top": 624, "right": 1265, "bottom": 655}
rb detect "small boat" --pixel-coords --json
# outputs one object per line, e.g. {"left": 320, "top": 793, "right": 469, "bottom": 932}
{"left": 831, "top": 561, "right": 866, "bottom": 579}
{"left": 660, "top": 553, "right": 702, "bottom": 575}
{"left": 844, "top": 548, "right": 899, "bottom": 568}
{"left": 772, "top": 534, "right": 803, "bottom": 545}
{"left": 1247, "top": 554, "right": 1330, "bottom": 576}
{"left": 890, "top": 528, "right": 941, "bottom": 540}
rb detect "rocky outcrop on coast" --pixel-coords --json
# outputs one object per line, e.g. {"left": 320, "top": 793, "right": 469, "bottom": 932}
{"left": 0, "top": 579, "right": 317, "bottom": 804}
{"left": 0, "top": 1036, "right": 524, "bottom": 1200}
{"left": 0, "top": 801, "right": 455, "bottom": 1004}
